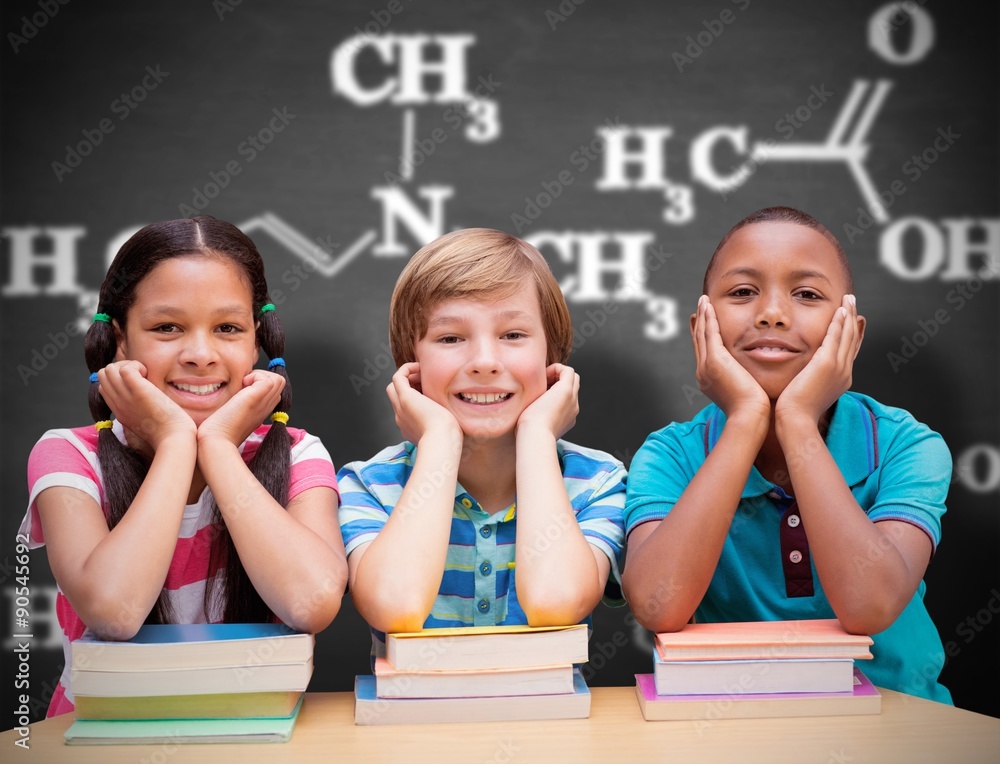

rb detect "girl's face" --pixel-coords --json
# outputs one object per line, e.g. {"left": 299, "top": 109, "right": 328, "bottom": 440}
{"left": 114, "top": 255, "right": 259, "bottom": 426}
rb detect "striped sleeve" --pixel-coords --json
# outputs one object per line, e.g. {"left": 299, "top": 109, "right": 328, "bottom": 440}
{"left": 561, "top": 443, "right": 628, "bottom": 606}
{"left": 865, "top": 415, "right": 951, "bottom": 550}
{"left": 337, "top": 444, "right": 412, "bottom": 556}
{"left": 285, "top": 427, "right": 339, "bottom": 501}
{"left": 21, "top": 429, "right": 104, "bottom": 548}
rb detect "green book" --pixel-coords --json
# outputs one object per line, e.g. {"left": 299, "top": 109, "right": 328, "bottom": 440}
{"left": 64, "top": 696, "right": 303, "bottom": 745}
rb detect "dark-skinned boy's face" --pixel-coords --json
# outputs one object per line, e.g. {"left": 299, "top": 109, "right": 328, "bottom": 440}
{"left": 702, "top": 222, "right": 858, "bottom": 401}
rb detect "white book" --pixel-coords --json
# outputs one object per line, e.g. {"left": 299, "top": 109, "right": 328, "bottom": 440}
{"left": 653, "top": 655, "right": 855, "bottom": 695}
{"left": 355, "top": 669, "right": 590, "bottom": 725}
{"left": 70, "top": 659, "right": 313, "bottom": 697}
{"left": 374, "top": 657, "right": 575, "bottom": 698}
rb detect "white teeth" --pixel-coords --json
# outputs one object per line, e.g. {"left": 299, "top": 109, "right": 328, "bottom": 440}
{"left": 459, "top": 392, "right": 512, "bottom": 405}
{"left": 173, "top": 382, "right": 222, "bottom": 395}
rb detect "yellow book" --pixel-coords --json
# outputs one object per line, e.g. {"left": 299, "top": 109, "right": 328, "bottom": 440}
{"left": 73, "top": 691, "right": 303, "bottom": 720}
{"left": 386, "top": 624, "right": 588, "bottom": 671}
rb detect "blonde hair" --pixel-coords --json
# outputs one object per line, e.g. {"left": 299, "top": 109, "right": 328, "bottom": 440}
{"left": 389, "top": 228, "right": 573, "bottom": 366}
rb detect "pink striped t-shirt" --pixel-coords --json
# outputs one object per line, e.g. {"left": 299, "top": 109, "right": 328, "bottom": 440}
{"left": 19, "top": 421, "right": 338, "bottom": 717}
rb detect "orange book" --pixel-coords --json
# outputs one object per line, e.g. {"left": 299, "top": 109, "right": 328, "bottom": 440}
{"left": 654, "top": 619, "right": 873, "bottom": 662}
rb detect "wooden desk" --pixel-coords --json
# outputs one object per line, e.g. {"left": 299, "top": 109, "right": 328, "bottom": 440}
{"left": 3, "top": 687, "right": 998, "bottom": 763}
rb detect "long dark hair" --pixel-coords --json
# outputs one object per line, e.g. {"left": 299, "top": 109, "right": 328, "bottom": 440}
{"left": 84, "top": 216, "right": 291, "bottom": 624}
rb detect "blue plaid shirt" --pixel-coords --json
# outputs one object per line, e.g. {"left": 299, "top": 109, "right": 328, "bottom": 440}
{"left": 338, "top": 440, "right": 627, "bottom": 656}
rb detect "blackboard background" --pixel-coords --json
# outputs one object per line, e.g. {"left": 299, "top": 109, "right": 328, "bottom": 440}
{"left": 2, "top": 0, "right": 997, "bottom": 725}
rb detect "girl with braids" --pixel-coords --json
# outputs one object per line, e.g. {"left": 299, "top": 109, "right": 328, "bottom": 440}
{"left": 18, "top": 216, "right": 348, "bottom": 717}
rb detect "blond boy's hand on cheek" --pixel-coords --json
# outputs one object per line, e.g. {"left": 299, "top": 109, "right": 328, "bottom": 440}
{"left": 386, "top": 362, "right": 461, "bottom": 444}
{"left": 691, "top": 296, "right": 770, "bottom": 422}
{"left": 198, "top": 370, "right": 285, "bottom": 447}
{"left": 776, "top": 295, "right": 865, "bottom": 425}
{"left": 98, "top": 360, "right": 195, "bottom": 451}
{"left": 516, "top": 363, "right": 580, "bottom": 440}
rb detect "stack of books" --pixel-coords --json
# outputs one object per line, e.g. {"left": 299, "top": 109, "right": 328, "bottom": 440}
{"left": 634, "top": 619, "right": 882, "bottom": 721}
{"left": 64, "top": 623, "right": 313, "bottom": 744}
{"left": 355, "top": 624, "right": 592, "bottom": 725}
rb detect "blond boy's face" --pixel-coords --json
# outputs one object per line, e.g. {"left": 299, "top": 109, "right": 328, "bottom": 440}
{"left": 702, "top": 222, "right": 858, "bottom": 400}
{"left": 413, "top": 284, "right": 549, "bottom": 442}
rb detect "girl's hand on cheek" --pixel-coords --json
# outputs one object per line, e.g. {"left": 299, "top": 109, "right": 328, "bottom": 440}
{"left": 386, "top": 362, "right": 460, "bottom": 444}
{"left": 198, "top": 370, "right": 284, "bottom": 447}
{"left": 517, "top": 363, "right": 579, "bottom": 439}
{"left": 97, "top": 360, "right": 195, "bottom": 451}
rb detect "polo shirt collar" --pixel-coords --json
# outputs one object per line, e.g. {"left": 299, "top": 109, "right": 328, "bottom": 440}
{"left": 408, "top": 445, "right": 520, "bottom": 521}
{"left": 704, "top": 393, "right": 879, "bottom": 498}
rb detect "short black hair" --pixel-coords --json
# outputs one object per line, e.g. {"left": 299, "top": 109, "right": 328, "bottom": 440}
{"left": 702, "top": 206, "right": 853, "bottom": 294}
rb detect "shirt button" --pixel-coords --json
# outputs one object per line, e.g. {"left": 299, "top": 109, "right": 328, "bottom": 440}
{"left": 461, "top": 498, "right": 473, "bottom": 509}
{"left": 478, "top": 599, "right": 490, "bottom": 613}
{"left": 789, "top": 550, "right": 803, "bottom": 564}
{"left": 480, "top": 562, "right": 492, "bottom": 576}
{"left": 787, "top": 514, "right": 801, "bottom": 528}
{"left": 479, "top": 526, "right": 492, "bottom": 538}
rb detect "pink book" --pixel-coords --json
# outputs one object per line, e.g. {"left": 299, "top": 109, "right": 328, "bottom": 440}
{"left": 654, "top": 619, "right": 873, "bottom": 661}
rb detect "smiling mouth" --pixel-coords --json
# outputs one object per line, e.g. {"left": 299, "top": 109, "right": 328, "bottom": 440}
{"left": 171, "top": 382, "right": 224, "bottom": 396}
{"left": 457, "top": 392, "right": 513, "bottom": 405}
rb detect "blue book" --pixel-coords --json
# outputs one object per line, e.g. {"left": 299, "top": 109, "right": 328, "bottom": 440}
{"left": 71, "top": 623, "right": 313, "bottom": 671}
{"left": 354, "top": 667, "right": 591, "bottom": 725}
{"left": 65, "top": 696, "right": 304, "bottom": 744}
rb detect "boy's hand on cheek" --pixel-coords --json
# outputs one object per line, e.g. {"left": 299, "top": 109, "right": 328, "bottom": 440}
{"left": 516, "top": 363, "right": 580, "bottom": 440}
{"left": 386, "top": 362, "right": 460, "bottom": 444}
{"left": 98, "top": 360, "right": 194, "bottom": 451}
{"left": 776, "top": 295, "right": 864, "bottom": 425}
{"left": 692, "top": 296, "right": 770, "bottom": 422}
{"left": 198, "top": 370, "right": 284, "bottom": 447}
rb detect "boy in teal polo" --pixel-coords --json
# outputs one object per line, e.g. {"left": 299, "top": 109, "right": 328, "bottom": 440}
{"left": 623, "top": 206, "right": 951, "bottom": 703}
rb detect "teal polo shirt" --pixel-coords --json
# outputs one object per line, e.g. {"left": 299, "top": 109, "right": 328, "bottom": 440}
{"left": 625, "top": 392, "right": 952, "bottom": 704}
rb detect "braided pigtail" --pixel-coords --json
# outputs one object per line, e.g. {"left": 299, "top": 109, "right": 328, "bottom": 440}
{"left": 212, "top": 301, "right": 292, "bottom": 623}
{"left": 251, "top": 302, "right": 292, "bottom": 508}
{"left": 84, "top": 312, "right": 172, "bottom": 625}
